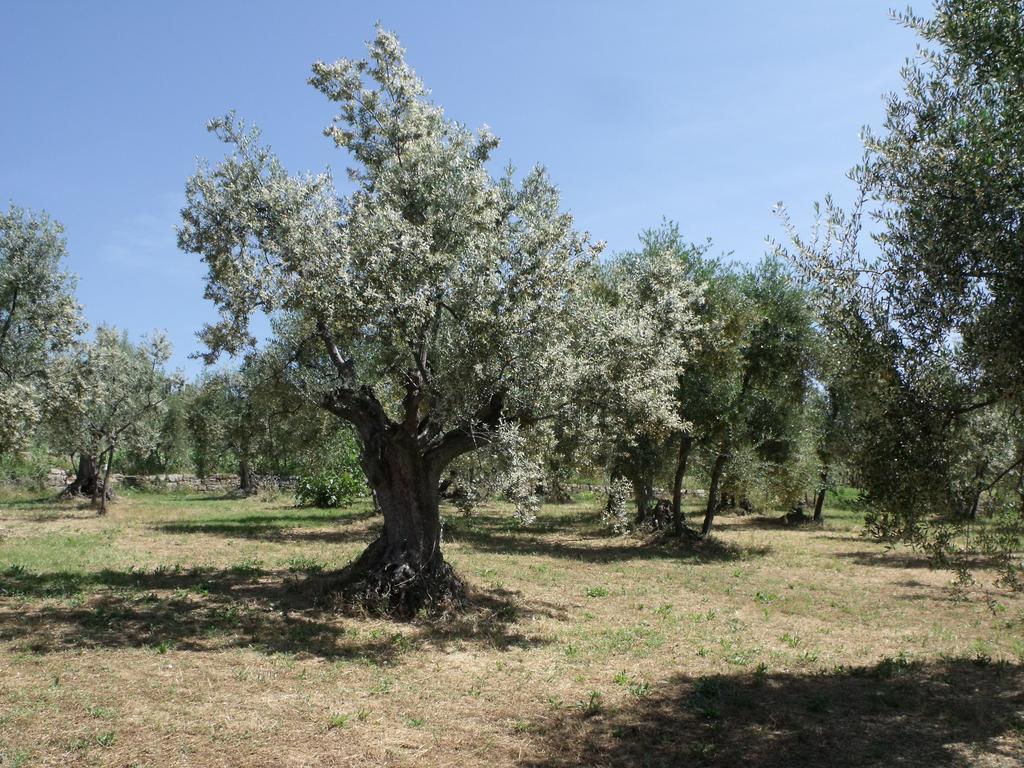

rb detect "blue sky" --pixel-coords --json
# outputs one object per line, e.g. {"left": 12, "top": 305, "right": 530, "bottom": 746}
{"left": 3, "top": 1, "right": 917, "bottom": 376}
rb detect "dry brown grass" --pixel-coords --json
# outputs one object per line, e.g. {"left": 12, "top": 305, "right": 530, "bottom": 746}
{"left": 0, "top": 489, "right": 1022, "bottom": 767}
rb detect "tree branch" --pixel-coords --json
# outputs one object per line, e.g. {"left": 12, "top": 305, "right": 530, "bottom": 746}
{"left": 425, "top": 389, "right": 506, "bottom": 468}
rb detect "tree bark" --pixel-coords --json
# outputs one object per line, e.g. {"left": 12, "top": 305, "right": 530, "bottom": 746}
{"left": 699, "top": 449, "right": 729, "bottom": 539}
{"left": 238, "top": 458, "right": 257, "bottom": 495}
{"left": 98, "top": 447, "right": 115, "bottom": 515}
{"left": 66, "top": 453, "right": 101, "bottom": 497}
{"left": 632, "top": 476, "right": 653, "bottom": 525}
{"left": 327, "top": 430, "right": 463, "bottom": 617}
{"left": 671, "top": 434, "right": 692, "bottom": 536}
{"left": 812, "top": 469, "right": 828, "bottom": 522}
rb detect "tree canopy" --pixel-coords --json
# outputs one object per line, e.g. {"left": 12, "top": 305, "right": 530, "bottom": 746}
{"left": 0, "top": 206, "right": 83, "bottom": 453}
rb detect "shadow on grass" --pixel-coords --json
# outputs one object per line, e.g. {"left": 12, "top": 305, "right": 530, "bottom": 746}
{"left": 0, "top": 494, "right": 97, "bottom": 521}
{"left": 446, "top": 512, "right": 769, "bottom": 564}
{"left": 834, "top": 548, "right": 1008, "bottom": 575}
{"left": 528, "top": 658, "right": 1024, "bottom": 767}
{"left": 0, "top": 494, "right": 62, "bottom": 508}
{"left": 730, "top": 513, "right": 824, "bottom": 531}
{"left": 0, "top": 563, "right": 554, "bottom": 660}
{"left": 154, "top": 508, "right": 379, "bottom": 541}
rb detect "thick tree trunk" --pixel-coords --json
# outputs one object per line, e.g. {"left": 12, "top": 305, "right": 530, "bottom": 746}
{"left": 671, "top": 434, "right": 692, "bottom": 536}
{"left": 699, "top": 450, "right": 729, "bottom": 539}
{"left": 238, "top": 458, "right": 257, "bottom": 495}
{"left": 65, "top": 453, "right": 108, "bottom": 499}
{"left": 633, "top": 476, "right": 653, "bottom": 525}
{"left": 327, "top": 433, "right": 464, "bottom": 617}
{"left": 812, "top": 469, "right": 828, "bottom": 522}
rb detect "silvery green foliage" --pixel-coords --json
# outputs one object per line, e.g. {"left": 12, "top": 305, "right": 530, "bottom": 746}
{"left": 47, "top": 327, "right": 181, "bottom": 467}
{"left": 603, "top": 477, "right": 633, "bottom": 535}
{"left": 445, "top": 421, "right": 542, "bottom": 523}
{"left": 0, "top": 206, "right": 84, "bottom": 453}
{"left": 491, "top": 421, "right": 542, "bottom": 525}
{"left": 179, "top": 27, "right": 600, "bottom": 463}
{"left": 451, "top": 477, "right": 487, "bottom": 517}
{"left": 860, "top": 1, "right": 1024, "bottom": 397}
{"left": 586, "top": 228, "right": 704, "bottom": 443}
{"left": 575, "top": 223, "right": 706, "bottom": 515}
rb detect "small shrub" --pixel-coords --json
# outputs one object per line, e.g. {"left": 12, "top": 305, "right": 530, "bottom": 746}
{"left": 0, "top": 448, "right": 51, "bottom": 489}
{"left": 95, "top": 731, "right": 116, "bottom": 748}
{"left": 294, "top": 469, "right": 363, "bottom": 508}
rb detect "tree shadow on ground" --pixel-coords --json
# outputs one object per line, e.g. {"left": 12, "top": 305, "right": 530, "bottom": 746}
{"left": 731, "top": 513, "right": 825, "bottom": 531}
{"left": 0, "top": 565, "right": 555, "bottom": 660}
{"left": 527, "top": 658, "right": 1024, "bottom": 767}
{"left": 834, "top": 549, "right": 1005, "bottom": 574}
{"left": 0, "top": 494, "right": 98, "bottom": 521}
{"left": 154, "top": 508, "right": 379, "bottom": 541}
{"left": 446, "top": 514, "right": 769, "bottom": 564}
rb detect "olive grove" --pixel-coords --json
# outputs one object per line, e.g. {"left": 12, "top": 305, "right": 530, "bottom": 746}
{"left": 0, "top": 0, "right": 1020, "bottom": 617}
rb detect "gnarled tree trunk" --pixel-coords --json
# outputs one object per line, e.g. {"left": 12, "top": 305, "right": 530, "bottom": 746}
{"left": 327, "top": 430, "right": 463, "bottom": 617}
{"left": 66, "top": 453, "right": 100, "bottom": 497}
{"left": 64, "top": 452, "right": 115, "bottom": 508}
{"left": 632, "top": 476, "right": 654, "bottom": 525}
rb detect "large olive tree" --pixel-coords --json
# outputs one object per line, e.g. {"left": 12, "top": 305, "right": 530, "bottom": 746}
{"left": 178, "top": 29, "right": 601, "bottom": 613}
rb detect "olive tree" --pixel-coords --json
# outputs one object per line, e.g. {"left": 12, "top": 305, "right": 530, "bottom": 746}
{"left": 48, "top": 327, "right": 179, "bottom": 513}
{"left": 0, "top": 206, "right": 83, "bottom": 453}
{"left": 188, "top": 369, "right": 263, "bottom": 492}
{"left": 686, "top": 259, "right": 816, "bottom": 538}
{"left": 188, "top": 348, "right": 339, "bottom": 492}
{"left": 178, "top": 29, "right": 601, "bottom": 614}
{"left": 586, "top": 224, "right": 704, "bottom": 526}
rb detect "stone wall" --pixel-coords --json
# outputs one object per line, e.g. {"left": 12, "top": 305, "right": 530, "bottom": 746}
{"left": 44, "top": 469, "right": 296, "bottom": 493}
{"left": 42, "top": 471, "right": 702, "bottom": 499}
{"left": 567, "top": 483, "right": 706, "bottom": 499}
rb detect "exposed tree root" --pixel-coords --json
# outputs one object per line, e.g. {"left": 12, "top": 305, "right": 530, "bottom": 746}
{"left": 312, "top": 536, "right": 467, "bottom": 619}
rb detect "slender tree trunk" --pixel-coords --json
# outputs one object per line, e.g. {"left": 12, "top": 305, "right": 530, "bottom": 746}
{"left": 633, "top": 476, "right": 653, "bottom": 525}
{"left": 699, "top": 449, "right": 729, "bottom": 539}
{"left": 968, "top": 486, "right": 982, "bottom": 521}
{"left": 671, "top": 434, "right": 692, "bottom": 536}
{"left": 329, "top": 431, "right": 463, "bottom": 616}
{"left": 812, "top": 469, "right": 828, "bottom": 522}
{"left": 98, "top": 447, "right": 115, "bottom": 515}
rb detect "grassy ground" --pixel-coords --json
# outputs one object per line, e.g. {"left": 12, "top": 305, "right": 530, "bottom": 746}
{"left": 0, "top": 489, "right": 1022, "bottom": 767}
